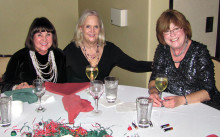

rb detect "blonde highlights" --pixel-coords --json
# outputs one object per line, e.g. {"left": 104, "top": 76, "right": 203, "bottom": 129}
{"left": 72, "top": 9, "right": 106, "bottom": 47}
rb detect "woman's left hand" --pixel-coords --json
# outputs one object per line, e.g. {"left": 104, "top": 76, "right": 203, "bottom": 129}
{"left": 162, "top": 96, "right": 185, "bottom": 108}
{"left": 16, "top": 82, "right": 33, "bottom": 90}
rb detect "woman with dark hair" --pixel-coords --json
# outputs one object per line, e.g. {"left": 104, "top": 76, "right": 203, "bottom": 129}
{"left": 148, "top": 9, "right": 219, "bottom": 109}
{"left": 1, "top": 17, "right": 66, "bottom": 92}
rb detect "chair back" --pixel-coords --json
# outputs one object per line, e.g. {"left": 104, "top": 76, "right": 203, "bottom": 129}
{"left": 0, "top": 55, "right": 12, "bottom": 79}
{"left": 211, "top": 57, "right": 220, "bottom": 91}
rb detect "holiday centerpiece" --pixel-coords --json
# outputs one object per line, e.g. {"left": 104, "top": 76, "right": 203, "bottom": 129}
{"left": 8, "top": 118, "right": 112, "bottom": 137}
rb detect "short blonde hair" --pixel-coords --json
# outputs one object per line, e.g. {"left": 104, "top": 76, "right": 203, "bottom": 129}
{"left": 72, "top": 9, "right": 106, "bottom": 47}
{"left": 156, "top": 9, "right": 192, "bottom": 45}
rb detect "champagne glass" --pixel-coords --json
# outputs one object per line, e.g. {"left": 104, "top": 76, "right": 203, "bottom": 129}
{"left": 155, "top": 74, "right": 168, "bottom": 100}
{"left": 32, "top": 79, "right": 46, "bottom": 112}
{"left": 89, "top": 80, "right": 104, "bottom": 115}
{"left": 86, "top": 65, "right": 99, "bottom": 81}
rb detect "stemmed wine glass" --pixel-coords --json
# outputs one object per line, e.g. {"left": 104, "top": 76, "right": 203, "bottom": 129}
{"left": 89, "top": 80, "right": 104, "bottom": 115}
{"left": 32, "top": 79, "right": 46, "bottom": 112}
{"left": 86, "top": 65, "right": 99, "bottom": 81}
{"left": 155, "top": 74, "right": 168, "bottom": 100}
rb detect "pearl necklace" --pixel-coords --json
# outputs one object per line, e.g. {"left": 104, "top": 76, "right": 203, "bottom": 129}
{"left": 30, "top": 50, "right": 57, "bottom": 83}
{"left": 82, "top": 45, "right": 100, "bottom": 66}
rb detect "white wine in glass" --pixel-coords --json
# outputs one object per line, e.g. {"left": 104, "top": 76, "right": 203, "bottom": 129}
{"left": 155, "top": 74, "right": 168, "bottom": 99}
{"left": 86, "top": 65, "right": 99, "bottom": 81}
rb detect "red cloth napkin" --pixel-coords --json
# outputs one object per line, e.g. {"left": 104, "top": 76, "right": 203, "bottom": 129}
{"left": 207, "top": 135, "right": 218, "bottom": 137}
{"left": 62, "top": 94, "right": 93, "bottom": 123}
{"left": 45, "top": 82, "right": 90, "bottom": 96}
{"left": 45, "top": 82, "right": 93, "bottom": 123}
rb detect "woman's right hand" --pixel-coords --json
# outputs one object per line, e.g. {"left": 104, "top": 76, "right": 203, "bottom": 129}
{"left": 149, "top": 93, "right": 163, "bottom": 107}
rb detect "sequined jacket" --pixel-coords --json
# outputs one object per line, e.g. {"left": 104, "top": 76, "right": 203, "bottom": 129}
{"left": 150, "top": 40, "right": 219, "bottom": 101}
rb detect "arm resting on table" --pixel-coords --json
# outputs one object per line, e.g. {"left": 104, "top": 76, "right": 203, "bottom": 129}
{"left": 148, "top": 80, "right": 211, "bottom": 107}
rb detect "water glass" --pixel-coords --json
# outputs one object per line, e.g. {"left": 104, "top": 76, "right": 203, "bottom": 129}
{"left": 136, "top": 97, "right": 153, "bottom": 128}
{"left": 104, "top": 76, "right": 118, "bottom": 103}
{"left": 11, "top": 100, "right": 23, "bottom": 120}
{"left": 0, "top": 96, "right": 11, "bottom": 127}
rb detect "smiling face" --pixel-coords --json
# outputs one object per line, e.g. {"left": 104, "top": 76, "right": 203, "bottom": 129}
{"left": 80, "top": 15, "right": 100, "bottom": 46}
{"left": 163, "top": 23, "right": 186, "bottom": 49}
{"left": 33, "top": 31, "right": 53, "bottom": 55}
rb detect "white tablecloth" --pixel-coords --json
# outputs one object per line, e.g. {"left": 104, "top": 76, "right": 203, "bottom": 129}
{"left": 1, "top": 85, "right": 220, "bottom": 137}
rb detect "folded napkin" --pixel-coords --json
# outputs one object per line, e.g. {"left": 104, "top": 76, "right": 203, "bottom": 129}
{"left": 99, "top": 97, "right": 123, "bottom": 108}
{"left": 62, "top": 94, "right": 93, "bottom": 124}
{"left": 45, "top": 82, "right": 90, "bottom": 96}
{"left": 116, "top": 102, "right": 136, "bottom": 112}
{"left": 4, "top": 88, "right": 38, "bottom": 104}
{"left": 206, "top": 134, "right": 218, "bottom": 137}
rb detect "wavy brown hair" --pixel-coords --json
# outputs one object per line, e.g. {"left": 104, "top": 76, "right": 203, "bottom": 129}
{"left": 156, "top": 9, "right": 192, "bottom": 45}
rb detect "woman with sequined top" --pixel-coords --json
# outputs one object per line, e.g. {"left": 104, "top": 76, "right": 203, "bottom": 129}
{"left": 1, "top": 17, "right": 66, "bottom": 92}
{"left": 64, "top": 9, "right": 152, "bottom": 82}
{"left": 148, "top": 9, "right": 219, "bottom": 109}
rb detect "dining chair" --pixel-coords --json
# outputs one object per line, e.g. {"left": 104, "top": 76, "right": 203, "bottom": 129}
{"left": 211, "top": 56, "right": 220, "bottom": 91}
{"left": 0, "top": 54, "right": 12, "bottom": 91}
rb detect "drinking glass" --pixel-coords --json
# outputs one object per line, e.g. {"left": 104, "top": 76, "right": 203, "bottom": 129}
{"left": 155, "top": 74, "right": 168, "bottom": 100}
{"left": 86, "top": 65, "right": 99, "bottom": 81}
{"left": 32, "top": 79, "right": 46, "bottom": 112}
{"left": 89, "top": 80, "right": 104, "bottom": 115}
{"left": 104, "top": 76, "right": 119, "bottom": 103}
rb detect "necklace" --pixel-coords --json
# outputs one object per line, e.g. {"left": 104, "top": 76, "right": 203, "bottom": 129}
{"left": 171, "top": 39, "right": 188, "bottom": 57}
{"left": 82, "top": 45, "right": 100, "bottom": 66}
{"left": 30, "top": 50, "right": 57, "bottom": 83}
{"left": 174, "top": 61, "right": 181, "bottom": 63}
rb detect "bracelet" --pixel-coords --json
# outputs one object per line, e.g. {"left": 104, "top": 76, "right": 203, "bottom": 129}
{"left": 12, "top": 84, "right": 18, "bottom": 90}
{"left": 148, "top": 86, "right": 157, "bottom": 90}
{"left": 148, "top": 86, "right": 158, "bottom": 94}
{"left": 184, "top": 95, "right": 188, "bottom": 105}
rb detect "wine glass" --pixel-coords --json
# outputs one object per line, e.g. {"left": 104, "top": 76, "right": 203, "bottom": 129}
{"left": 86, "top": 65, "right": 99, "bottom": 81}
{"left": 155, "top": 74, "right": 168, "bottom": 100}
{"left": 89, "top": 80, "right": 104, "bottom": 115}
{"left": 32, "top": 79, "right": 46, "bottom": 112}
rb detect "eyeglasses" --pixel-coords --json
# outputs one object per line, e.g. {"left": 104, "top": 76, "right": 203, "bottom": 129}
{"left": 163, "top": 27, "right": 182, "bottom": 35}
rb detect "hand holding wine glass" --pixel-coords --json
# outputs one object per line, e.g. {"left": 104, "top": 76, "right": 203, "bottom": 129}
{"left": 89, "top": 80, "right": 104, "bottom": 115}
{"left": 155, "top": 74, "right": 168, "bottom": 100}
{"left": 86, "top": 65, "right": 99, "bottom": 81}
{"left": 32, "top": 79, "right": 46, "bottom": 112}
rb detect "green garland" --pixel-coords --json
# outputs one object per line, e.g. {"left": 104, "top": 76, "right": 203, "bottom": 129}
{"left": 10, "top": 119, "right": 113, "bottom": 137}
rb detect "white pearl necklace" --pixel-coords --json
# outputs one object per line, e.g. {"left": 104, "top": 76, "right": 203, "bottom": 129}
{"left": 30, "top": 50, "right": 57, "bottom": 83}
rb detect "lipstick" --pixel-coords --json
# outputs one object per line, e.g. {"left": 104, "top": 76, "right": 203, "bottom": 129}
{"left": 164, "top": 127, "right": 173, "bottom": 132}
{"left": 161, "top": 124, "right": 170, "bottom": 128}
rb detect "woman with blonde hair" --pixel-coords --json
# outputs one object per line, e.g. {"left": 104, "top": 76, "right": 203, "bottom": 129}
{"left": 64, "top": 9, "right": 152, "bottom": 82}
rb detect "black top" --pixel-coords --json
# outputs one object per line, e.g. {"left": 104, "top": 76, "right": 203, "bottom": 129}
{"left": 1, "top": 48, "right": 66, "bottom": 92}
{"left": 63, "top": 41, "right": 152, "bottom": 82}
{"left": 150, "top": 40, "right": 220, "bottom": 109}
